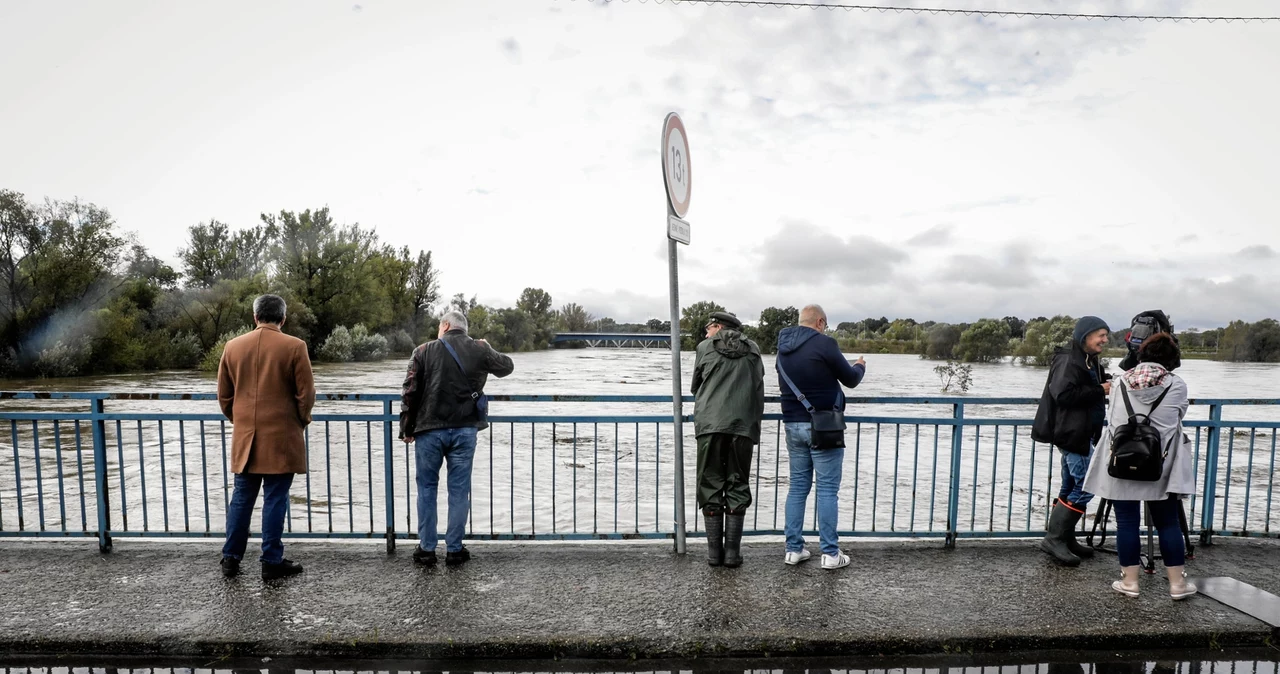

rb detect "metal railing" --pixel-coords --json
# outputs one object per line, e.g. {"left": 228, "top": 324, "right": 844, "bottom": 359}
{"left": 0, "top": 392, "right": 1276, "bottom": 552}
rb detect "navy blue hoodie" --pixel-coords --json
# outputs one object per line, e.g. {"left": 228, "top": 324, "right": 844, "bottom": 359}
{"left": 775, "top": 326, "right": 866, "bottom": 423}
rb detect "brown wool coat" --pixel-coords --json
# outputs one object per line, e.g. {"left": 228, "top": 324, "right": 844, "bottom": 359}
{"left": 217, "top": 324, "right": 316, "bottom": 474}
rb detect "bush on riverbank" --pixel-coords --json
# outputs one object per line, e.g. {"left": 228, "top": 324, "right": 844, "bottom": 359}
{"left": 319, "top": 324, "right": 389, "bottom": 363}
{"left": 199, "top": 328, "right": 251, "bottom": 372}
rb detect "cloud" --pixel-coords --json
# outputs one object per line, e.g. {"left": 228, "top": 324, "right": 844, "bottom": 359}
{"left": 757, "top": 221, "right": 908, "bottom": 286}
{"left": 500, "top": 37, "right": 521, "bottom": 64}
{"left": 1238, "top": 244, "right": 1277, "bottom": 260}
{"left": 938, "top": 243, "right": 1049, "bottom": 288}
{"left": 906, "top": 224, "right": 954, "bottom": 247}
{"left": 656, "top": 5, "right": 1149, "bottom": 117}
{"left": 549, "top": 43, "right": 580, "bottom": 61}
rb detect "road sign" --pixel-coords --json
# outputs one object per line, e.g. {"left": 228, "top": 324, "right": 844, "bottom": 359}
{"left": 668, "top": 215, "right": 691, "bottom": 245}
{"left": 662, "top": 113, "right": 691, "bottom": 218}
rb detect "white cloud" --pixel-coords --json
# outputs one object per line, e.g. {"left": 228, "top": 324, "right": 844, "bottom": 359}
{"left": 0, "top": 0, "right": 1275, "bottom": 331}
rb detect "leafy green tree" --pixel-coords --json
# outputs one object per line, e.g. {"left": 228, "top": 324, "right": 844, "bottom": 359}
{"left": 497, "top": 306, "right": 535, "bottom": 351}
{"left": 0, "top": 192, "right": 129, "bottom": 365}
{"left": 957, "top": 318, "right": 1011, "bottom": 363}
{"left": 883, "top": 318, "right": 921, "bottom": 342}
{"left": 922, "top": 323, "right": 963, "bottom": 360}
{"left": 169, "top": 277, "right": 264, "bottom": 351}
{"left": 559, "top": 302, "right": 594, "bottom": 332}
{"left": 408, "top": 251, "right": 440, "bottom": 338}
{"left": 1218, "top": 319, "right": 1280, "bottom": 362}
{"left": 1002, "top": 316, "right": 1027, "bottom": 339}
{"left": 266, "top": 207, "right": 387, "bottom": 353}
{"left": 1015, "top": 315, "right": 1075, "bottom": 365}
{"left": 753, "top": 306, "right": 798, "bottom": 353}
{"left": 178, "top": 220, "right": 276, "bottom": 287}
{"left": 516, "top": 287, "right": 555, "bottom": 348}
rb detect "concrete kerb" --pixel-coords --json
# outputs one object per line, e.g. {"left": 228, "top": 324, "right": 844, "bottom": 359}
{"left": 1, "top": 539, "right": 1277, "bottom": 660}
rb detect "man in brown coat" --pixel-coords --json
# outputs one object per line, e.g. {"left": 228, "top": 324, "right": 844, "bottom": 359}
{"left": 217, "top": 294, "right": 315, "bottom": 580}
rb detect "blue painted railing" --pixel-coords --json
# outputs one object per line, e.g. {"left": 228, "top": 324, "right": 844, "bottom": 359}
{"left": 0, "top": 392, "right": 1276, "bottom": 552}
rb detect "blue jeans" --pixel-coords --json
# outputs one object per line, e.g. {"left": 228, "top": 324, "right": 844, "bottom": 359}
{"left": 783, "top": 422, "right": 844, "bottom": 557}
{"left": 1057, "top": 447, "right": 1094, "bottom": 509}
{"left": 222, "top": 472, "right": 294, "bottom": 564}
{"left": 1113, "top": 498, "right": 1185, "bottom": 567}
{"left": 415, "top": 427, "right": 477, "bottom": 553}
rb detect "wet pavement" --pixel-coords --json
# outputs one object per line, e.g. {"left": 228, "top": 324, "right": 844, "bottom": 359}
{"left": 0, "top": 538, "right": 1277, "bottom": 659}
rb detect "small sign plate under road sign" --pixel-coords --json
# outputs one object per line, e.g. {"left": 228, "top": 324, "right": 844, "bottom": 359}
{"left": 668, "top": 215, "right": 691, "bottom": 245}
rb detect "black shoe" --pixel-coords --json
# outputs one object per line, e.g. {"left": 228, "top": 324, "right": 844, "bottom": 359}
{"left": 704, "top": 511, "right": 725, "bottom": 567}
{"left": 220, "top": 557, "right": 240, "bottom": 578}
{"left": 1059, "top": 502, "right": 1095, "bottom": 560}
{"left": 1040, "top": 503, "right": 1081, "bottom": 567}
{"left": 413, "top": 546, "right": 438, "bottom": 566}
{"left": 261, "top": 558, "right": 304, "bottom": 580}
{"left": 445, "top": 546, "right": 471, "bottom": 566}
{"left": 723, "top": 513, "right": 745, "bottom": 569}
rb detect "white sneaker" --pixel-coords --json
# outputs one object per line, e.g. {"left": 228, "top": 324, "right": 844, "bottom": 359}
{"left": 821, "top": 551, "right": 850, "bottom": 570}
{"left": 784, "top": 549, "right": 811, "bottom": 565}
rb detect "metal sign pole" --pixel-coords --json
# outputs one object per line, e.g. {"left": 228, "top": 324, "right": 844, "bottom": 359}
{"left": 661, "top": 112, "right": 691, "bottom": 556}
{"left": 668, "top": 230, "right": 687, "bottom": 555}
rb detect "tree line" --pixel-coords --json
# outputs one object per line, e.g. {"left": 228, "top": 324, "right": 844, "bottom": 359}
{"left": 2, "top": 188, "right": 1276, "bottom": 378}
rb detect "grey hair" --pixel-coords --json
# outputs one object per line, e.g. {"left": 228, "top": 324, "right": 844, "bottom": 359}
{"left": 440, "top": 310, "right": 469, "bottom": 333}
{"left": 799, "top": 304, "right": 826, "bottom": 328}
{"left": 252, "top": 294, "right": 287, "bottom": 325}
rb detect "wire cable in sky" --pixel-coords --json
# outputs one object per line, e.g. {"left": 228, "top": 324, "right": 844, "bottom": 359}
{"left": 577, "top": 0, "right": 1280, "bottom": 23}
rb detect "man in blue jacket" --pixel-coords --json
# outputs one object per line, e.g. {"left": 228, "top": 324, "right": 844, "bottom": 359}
{"left": 775, "top": 304, "right": 866, "bottom": 570}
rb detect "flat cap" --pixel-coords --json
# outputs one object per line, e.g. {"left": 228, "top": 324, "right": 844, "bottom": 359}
{"left": 708, "top": 311, "right": 742, "bottom": 330}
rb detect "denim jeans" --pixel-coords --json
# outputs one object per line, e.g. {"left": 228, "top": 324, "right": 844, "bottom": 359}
{"left": 416, "top": 427, "right": 478, "bottom": 553}
{"left": 222, "top": 472, "right": 295, "bottom": 564}
{"left": 1057, "top": 446, "right": 1095, "bottom": 510}
{"left": 1113, "top": 498, "right": 1186, "bottom": 567}
{"left": 783, "top": 422, "right": 844, "bottom": 557}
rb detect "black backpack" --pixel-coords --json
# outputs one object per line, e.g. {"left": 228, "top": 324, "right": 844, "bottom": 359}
{"left": 1107, "top": 382, "right": 1172, "bottom": 481}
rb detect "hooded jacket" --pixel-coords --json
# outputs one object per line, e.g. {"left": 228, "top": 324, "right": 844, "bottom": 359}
{"left": 691, "top": 329, "right": 765, "bottom": 443}
{"left": 1031, "top": 334, "right": 1112, "bottom": 455}
{"left": 1083, "top": 363, "right": 1195, "bottom": 500}
{"left": 775, "top": 326, "right": 865, "bottom": 424}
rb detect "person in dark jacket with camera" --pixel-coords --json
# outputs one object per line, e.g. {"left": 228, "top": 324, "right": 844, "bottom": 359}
{"left": 1031, "top": 316, "right": 1112, "bottom": 566}
{"left": 1118, "top": 310, "right": 1179, "bottom": 373}
{"left": 400, "top": 310, "right": 514, "bottom": 567}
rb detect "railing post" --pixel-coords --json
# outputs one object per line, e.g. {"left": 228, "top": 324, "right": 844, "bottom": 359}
{"left": 945, "top": 403, "right": 964, "bottom": 549}
{"left": 384, "top": 399, "right": 396, "bottom": 553}
{"left": 91, "top": 396, "right": 112, "bottom": 553}
{"left": 1199, "top": 403, "right": 1221, "bottom": 546}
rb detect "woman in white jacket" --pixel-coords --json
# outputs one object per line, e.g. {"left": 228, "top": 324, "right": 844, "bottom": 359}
{"left": 1083, "top": 333, "right": 1197, "bottom": 600}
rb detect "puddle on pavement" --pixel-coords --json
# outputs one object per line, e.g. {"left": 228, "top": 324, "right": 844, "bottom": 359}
{"left": 1, "top": 651, "right": 1279, "bottom": 674}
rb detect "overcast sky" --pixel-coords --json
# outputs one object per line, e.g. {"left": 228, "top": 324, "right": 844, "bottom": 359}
{"left": 2, "top": 0, "right": 1277, "bottom": 330}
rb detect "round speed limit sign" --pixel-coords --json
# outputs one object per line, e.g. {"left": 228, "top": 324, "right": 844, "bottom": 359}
{"left": 662, "top": 113, "right": 691, "bottom": 218}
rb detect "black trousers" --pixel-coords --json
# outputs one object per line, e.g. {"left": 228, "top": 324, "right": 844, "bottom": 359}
{"left": 696, "top": 433, "right": 754, "bottom": 514}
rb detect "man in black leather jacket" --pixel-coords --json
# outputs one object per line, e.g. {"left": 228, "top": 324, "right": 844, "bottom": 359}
{"left": 400, "top": 310, "right": 514, "bottom": 567}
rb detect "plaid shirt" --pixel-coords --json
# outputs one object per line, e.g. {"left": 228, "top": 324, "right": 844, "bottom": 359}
{"left": 1122, "top": 362, "right": 1170, "bottom": 390}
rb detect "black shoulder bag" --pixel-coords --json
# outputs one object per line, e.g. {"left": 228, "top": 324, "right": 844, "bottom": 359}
{"left": 778, "top": 362, "right": 846, "bottom": 450}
